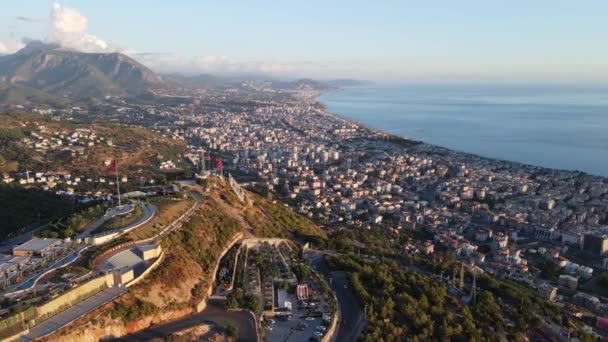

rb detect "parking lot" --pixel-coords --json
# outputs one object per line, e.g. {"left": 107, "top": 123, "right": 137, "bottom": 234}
{"left": 264, "top": 292, "right": 330, "bottom": 342}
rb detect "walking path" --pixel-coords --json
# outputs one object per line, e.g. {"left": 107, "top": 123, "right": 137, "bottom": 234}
{"left": 17, "top": 287, "right": 127, "bottom": 342}
{"left": 76, "top": 204, "right": 134, "bottom": 239}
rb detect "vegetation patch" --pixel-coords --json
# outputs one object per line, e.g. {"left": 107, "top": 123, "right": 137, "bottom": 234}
{"left": 0, "top": 184, "right": 72, "bottom": 240}
{"left": 109, "top": 298, "right": 158, "bottom": 323}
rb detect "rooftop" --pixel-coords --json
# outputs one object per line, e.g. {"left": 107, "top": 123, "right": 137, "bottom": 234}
{"left": 13, "top": 238, "right": 62, "bottom": 253}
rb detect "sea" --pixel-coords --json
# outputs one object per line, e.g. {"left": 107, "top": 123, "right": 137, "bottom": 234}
{"left": 318, "top": 83, "right": 608, "bottom": 178}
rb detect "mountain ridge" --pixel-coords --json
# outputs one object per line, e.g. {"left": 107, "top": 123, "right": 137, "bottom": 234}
{"left": 0, "top": 41, "right": 163, "bottom": 101}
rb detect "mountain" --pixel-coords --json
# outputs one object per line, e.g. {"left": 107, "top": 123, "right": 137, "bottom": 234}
{"left": 0, "top": 41, "right": 163, "bottom": 101}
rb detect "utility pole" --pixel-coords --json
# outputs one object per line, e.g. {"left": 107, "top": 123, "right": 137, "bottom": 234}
{"left": 459, "top": 263, "right": 464, "bottom": 291}
{"left": 471, "top": 269, "right": 477, "bottom": 304}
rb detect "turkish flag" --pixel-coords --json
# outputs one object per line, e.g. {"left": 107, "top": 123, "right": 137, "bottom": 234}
{"left": 108, "top": 160, "right": 116, "bottom": 172}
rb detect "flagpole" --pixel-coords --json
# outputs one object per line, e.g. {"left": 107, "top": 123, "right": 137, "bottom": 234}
{"left": 115, "top": 159, "right": 121, "bottom": 207}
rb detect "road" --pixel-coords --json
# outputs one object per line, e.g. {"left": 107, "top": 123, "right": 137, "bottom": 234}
{"left": 76, "top": 203, "right": 135, "bottom": 239}
{"left": 113, "top": 300, "right": 257, "bottom": 342}
{"left": 305, "top": 250, "right": 366, "bottom": 342}
{"left": 17, "top": 287, "right": 127, "bottom": 342}
{"left": 11, "top": 246, "right": 88, "bottom": 291}
{"left": 328, "top": 271, "right": 366, "bottom": 342}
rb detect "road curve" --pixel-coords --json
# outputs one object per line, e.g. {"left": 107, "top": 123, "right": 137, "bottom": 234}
{"left": 305, "top": 250, "right": 366, "bottom": 342}
{"left": 112, "top": 300, "right": 257, "bottom": 342}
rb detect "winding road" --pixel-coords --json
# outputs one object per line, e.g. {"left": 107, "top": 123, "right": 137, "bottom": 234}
{"left": 112, "top": 299, "right": 257, "bottom": 342}
{"left": 305, "top": 249, "right": 367, "bottom": 342}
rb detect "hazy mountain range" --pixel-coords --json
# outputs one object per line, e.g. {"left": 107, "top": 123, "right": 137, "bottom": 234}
{"left": 0, "top": 41, "right": 368, "bottom": 106}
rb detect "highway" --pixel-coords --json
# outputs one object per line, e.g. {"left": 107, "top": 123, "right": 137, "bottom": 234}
{"left": 113, "top": 300, "right": 257, "bottom": 342}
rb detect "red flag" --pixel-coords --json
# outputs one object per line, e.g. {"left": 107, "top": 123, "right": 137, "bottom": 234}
{"left": 108, "top": 160, "right": 116, "bottom": 172}
{"left": 216, "top": 159, "right": 222, "bottom": 169}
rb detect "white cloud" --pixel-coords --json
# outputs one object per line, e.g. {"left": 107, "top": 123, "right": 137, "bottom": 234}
{"left": 8, "top": 2, "right": 339, "bottom": 78}
{"left": 0, "top": 40, "right": 25, "bottom": 54}
{"left": 47, "top": 3, "right": 114, "bottom": 53}
{"left": 43, "top": 3, "right": 302, "bottom": 77}
{"left": 136, "top": 53, "right": 331, "bottom": 78}
{"left": 16, "top": 16, "right": 42, "bottom": 23}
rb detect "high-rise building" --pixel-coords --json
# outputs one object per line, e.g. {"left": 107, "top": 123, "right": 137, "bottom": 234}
{"left": 583, "top": 233, "right": 608, "bottom": 255}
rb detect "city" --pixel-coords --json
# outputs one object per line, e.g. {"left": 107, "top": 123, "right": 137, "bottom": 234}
{"left": 1, "top": 2, "right": 608, "bottom": 342}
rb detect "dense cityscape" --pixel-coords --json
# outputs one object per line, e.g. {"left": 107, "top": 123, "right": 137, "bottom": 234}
{"left": 1, "top": 78, "right": 606, "bottom": 340}
{"left": 1, "top": 2, "right": 607, "bottom": 341}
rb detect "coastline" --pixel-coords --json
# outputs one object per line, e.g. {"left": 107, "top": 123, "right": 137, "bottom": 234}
{"left": 313, "top": 87, "right": 608, "bottom": 181}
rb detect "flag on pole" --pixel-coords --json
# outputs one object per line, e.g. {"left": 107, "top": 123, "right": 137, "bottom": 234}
{"left": 108, "top": 160, "right": 117, "bottom": 172}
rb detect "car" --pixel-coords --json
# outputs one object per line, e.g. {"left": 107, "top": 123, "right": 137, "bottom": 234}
{"left": 266, "top": 318, "right": 275, "bottom": 324}
{"left": 266, "top": 326, "right": 274, "bottom": 331}
{"left": 305, "top": 317, "right": 316, "bottom": 321}
{"left": 317, "top": 326, "right": 326, "bottom": 332}
{"left": 314, "top": 331, "right": 324, "bottom": 337}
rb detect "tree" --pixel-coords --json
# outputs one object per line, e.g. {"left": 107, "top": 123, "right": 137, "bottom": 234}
{"left": 243, "top": 294, "right": 261, "bottom": 313}
{"left": 224, "top": 294, "right": 239, "bottom": 309}
{"left": 225, "top": 324, "right": 239, "bottom": 338}
{"left": 473, "top": 291, "right": 504, "bottom": 333}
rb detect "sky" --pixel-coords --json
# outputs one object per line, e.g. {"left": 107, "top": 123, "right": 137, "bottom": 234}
{"left": 1, "top": 1, "right": 607, "bottom": 82}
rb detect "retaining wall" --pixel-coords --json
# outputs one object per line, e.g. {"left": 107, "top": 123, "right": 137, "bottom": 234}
{"left": 34, "top": 274, "right": 114, "bottom": 325}
{"left": 196, "top": 232, "right": 244, "bottom": 312}
{"left": 125, "top": 252, "right": 165, "bottom": 288}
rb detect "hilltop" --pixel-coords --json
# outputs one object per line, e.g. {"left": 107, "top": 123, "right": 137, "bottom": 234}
{"left": 44, "top": 176, "right": 326, "bottom": 341}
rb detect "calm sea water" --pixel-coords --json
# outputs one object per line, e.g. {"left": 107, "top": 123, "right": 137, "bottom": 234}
{"left": 319, "top": 84, "right": 608, "bottom": 177}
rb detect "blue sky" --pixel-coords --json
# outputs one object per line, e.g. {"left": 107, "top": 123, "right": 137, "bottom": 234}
{"left": 1, "top": 1, "right": 607, "bottom": 81}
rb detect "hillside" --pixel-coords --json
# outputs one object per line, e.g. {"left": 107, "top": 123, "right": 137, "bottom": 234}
{"left": 44, "top": 176, "right": 326, "bottom": 341}
{"left": 0, "top": 41, "right": 163, "bottom": 101}
{"left": 0, "top": 82, "right": 69, "bottom": 107}
{"left": 0, "top": 113, "right": 187, "bottom": 179}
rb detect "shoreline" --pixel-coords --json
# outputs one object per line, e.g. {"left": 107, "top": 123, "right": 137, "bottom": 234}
{"left": 312, "top": 87, "right": 608, "bottom": 181}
